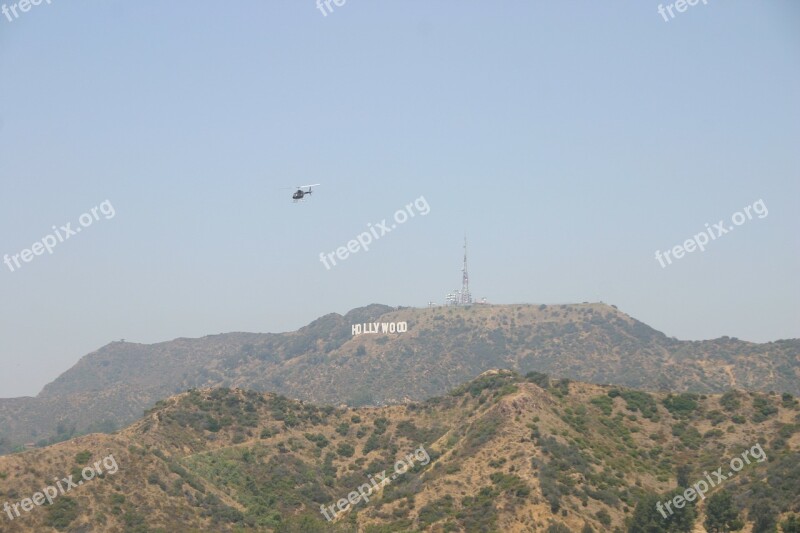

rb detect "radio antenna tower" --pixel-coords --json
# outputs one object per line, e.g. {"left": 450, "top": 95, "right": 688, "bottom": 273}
{"left": 460, "top": 235, "right": 473, "bottom": 305}
{"left": 444, "top": 235, "right": 474, "bottom": 306}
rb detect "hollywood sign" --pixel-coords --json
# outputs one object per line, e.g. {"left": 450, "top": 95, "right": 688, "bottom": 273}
{"left": 352, "top": 322, "right": 408, "bottom": 336}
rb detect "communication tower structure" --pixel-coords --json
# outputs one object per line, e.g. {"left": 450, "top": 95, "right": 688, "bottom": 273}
{"left": 460, "top": 236, "right": 473, "bottom": 305}
{"left": 445, "top": 236, "right": 473, "bottom": 306}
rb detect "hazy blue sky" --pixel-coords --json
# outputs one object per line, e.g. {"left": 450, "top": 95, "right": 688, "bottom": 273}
{"left": 1, "top": 2, "right": 798, "bottom": 397}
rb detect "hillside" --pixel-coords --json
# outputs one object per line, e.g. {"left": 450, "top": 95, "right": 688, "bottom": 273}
{"left": 0, "top": 372, "right": 797, "bottom": 532}
{"left": 1, "top": 303, "right": 798, "bottom": 454}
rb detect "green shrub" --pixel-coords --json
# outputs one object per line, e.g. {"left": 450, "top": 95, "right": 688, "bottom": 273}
{"left": 619, "top": 391, "right": 659, "bottom": 420}
{"left": 260, "top": 426, "right": 278, "bottom": 439}
{"left": 671, "top": 422, "right": 702, "bottom": 449}
{"left": 418, "top": 495, "right": 455, "bottom": 527}
{"left": 781, "top": 514, "right": 800, "bottom": 533}
{"left": 705, "top": 410, "right": 726, "bottom": 426}
{"left": 74, "top": 450, "right": 92, "bottom": 465}
{"left": 336, "top": 442, "right": 355, "bottom": 458}
{"left": 373, "top": 417, "right": 390, "bottom": 435}
{"left": 526, "top": 371, "right": 550, "bottom": 388}
{"left": 781, "top": 393, "right": 799, "bottom": 409}
{"left": 45, "top": 497, "right": 79, "bottom": 530}
{"left": 456, "top": 487, "right": 499, "bottom": 531}
{"left": 752, "top": 397, "right": 778, "bottom": 423}
{"left": 591, "top": 395, "right": 614, "bottom": 416}
{"left": 720, "top": 391, "right": 741, "bottom": 411}
{"left": 363, "top": 434, "right": 381, "bottom": 454}
{"left": 629, "top": 491, "right": 695, "bottom": 533}
{"left": 663, "top": 394, "right": 699, "bottom": 418}
{"left": 489, "top": 472, "right": 530, "bottom": 497}
{"left": 596, "top": 508, "right": 612, "bottom": 526}
{"left": 304, "top": 433, "right": 329, "bottom": 448}
{"left": 704, "top": 490, "right": 743, "bottom": 532}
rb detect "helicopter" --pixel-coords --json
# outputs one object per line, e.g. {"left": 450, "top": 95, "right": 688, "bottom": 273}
{"left": 290, "top": 184, "right": 320, "bottom": 202}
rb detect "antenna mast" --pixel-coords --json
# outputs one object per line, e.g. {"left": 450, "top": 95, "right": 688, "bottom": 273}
{"left": 460, "top": 235, "right": 473, "bottom": 305}
{"left": 444, "top": 235, "right": 474, "bottom": 306}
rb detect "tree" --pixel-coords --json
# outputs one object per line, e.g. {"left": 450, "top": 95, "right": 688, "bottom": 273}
{"left": 663, "top": 394, "right": 699, "bottom": 418}
{"left": 676, "top": 464, "right": 691, "bottom": 488}
{"left": 596, "top": 509, "right": 612, "bottom": 527}
{"left": 720, "top": 391, "right": 741, "bottom": 411}
{"left": 526, "top": 371, "right": 549, "bottom": 388}
{"left": 336, "top": 442, "right": 355, "bottom": 458}
{"left": 750, "top": 500, "right": 777, "bottom": 533}
{"left": 628, "top": 491, "right": 695, "bottom": 533}
{"left": 781, "top": 515, "right": 800, "bottom": 533}
{"left": 704, "top": 490, "right": 742, "bottom": 532}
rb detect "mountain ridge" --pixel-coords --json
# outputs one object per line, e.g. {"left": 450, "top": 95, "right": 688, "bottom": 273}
{"left": 0, "top": 370, "right": 797, "bottom": 532}
{"left": 1, "top": 302, "right": 797, "bottom": 455}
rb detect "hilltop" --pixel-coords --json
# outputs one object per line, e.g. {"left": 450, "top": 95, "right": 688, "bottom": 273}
{"left": 1, "top": 303, "right": 797, "bottom": 454}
